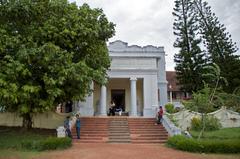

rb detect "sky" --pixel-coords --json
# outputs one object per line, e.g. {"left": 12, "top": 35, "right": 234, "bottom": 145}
{"left": 69, "top": 0, "right": 240, "bottom": 71}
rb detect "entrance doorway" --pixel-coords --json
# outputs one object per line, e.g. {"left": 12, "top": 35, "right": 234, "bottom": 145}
{"left": 111, "top": 89, "right": 125, "bottom": 111}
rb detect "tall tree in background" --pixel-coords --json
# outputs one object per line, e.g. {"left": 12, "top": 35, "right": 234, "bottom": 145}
{"left": 193, "top": 0, "right": 240, "bottom": 93}
{"left": 173, "top": 0, "right": 206, "bottom": 93}
{"left": 0, "top": 0, "right": 115, "bottom": 128}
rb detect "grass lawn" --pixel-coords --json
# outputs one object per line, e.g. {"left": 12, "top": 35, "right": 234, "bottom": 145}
{"left": 0, "top": 126, "right": 55, "bottom": 158}
{"left": 0, "top": 126, "right": 55, "bottom": 149}
{"left": 190, "top": 127, "right": 240, "bottom": 139}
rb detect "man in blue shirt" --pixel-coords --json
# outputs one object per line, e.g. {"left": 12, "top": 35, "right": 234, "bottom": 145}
{"left": 64, "top": 116, "right": 72, "bottom": 138}
{"left": 76, "top": 114, "right": 81, "bottom": 139}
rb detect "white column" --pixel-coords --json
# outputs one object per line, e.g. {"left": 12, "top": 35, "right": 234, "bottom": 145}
{"left": 157, "top": 56, "right": 168, "bottom": 106}
{"left": 100, "top": 85, "right": 107, "bottom": 116}
{"left": 170, "top": 91, "right": 173, "bottom": 104}
{"left": 130, "top": 77, "right": 137, "bottom": 116}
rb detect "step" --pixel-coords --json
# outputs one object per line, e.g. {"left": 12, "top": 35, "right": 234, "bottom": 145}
{"left": 137, "top": 134, "right": 168, "bottom": 137}
{"left": 72, "top": 136, "right": 103, "bottom": 140}
{"left": 73, "top": 140, "right": 106, "bottom": 143}
{"left": 108, "top": 139, "right": 131, "bottom": 143}
{"left": 109, "top": 128, "right": 129, "bottom": 131}
{"left": 109, "top": 136, "right": 131, "bottom": 139}
{"left": 131, "top": 136, "right": 168, "bottom": 140}
{"left": 131, "top": 140, "right": 167, "bottom": 144}
{"left": 109, "top": 132, "right": 130, "bottom": 135}
{"left": 109, "top": 126, "right": 129, "bottom": 128}
{"left": 79, "top": 134, "right": 108, "bottom": 137}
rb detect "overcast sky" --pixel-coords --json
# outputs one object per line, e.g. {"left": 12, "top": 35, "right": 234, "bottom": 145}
{"left": 69, "top": 0, "right": 240, "bottom": 71}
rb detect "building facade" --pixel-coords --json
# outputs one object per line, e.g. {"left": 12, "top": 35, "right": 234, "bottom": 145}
{"left": 75, "top": 40, "right": 168, "bottom": 117}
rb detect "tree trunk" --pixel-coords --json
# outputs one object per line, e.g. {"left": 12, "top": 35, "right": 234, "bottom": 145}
{"left": 22, "top": 113, "right": 33, "bottom": 129}
{"left": 198, "top": 113, "right": 205, "bottom": 140}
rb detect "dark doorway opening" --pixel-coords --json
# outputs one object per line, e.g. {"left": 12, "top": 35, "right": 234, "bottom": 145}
{"left": 111, "top": 89, "right": 125, "bottom": 111}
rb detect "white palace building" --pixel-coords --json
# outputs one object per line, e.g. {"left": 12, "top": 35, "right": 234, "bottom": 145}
{"left": 74, "top": 40, "right": 168, "bottom": 117}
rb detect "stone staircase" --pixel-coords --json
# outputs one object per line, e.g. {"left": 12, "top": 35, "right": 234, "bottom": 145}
{"left": 128, "top": 118, "right": 168, "bottom": 144}
{"left": 108, "top": 118, "right": 131, "bottom": 143}
{"left": 72, "top": 117, "right": 168, "bottom": 144}
{"left": 72, "top": 117, "right": 108, "bottom": 143}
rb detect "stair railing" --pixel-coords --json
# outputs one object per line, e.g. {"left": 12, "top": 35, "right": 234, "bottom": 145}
{"left": 162, "top": 115, "right": 181, "bottom": 136}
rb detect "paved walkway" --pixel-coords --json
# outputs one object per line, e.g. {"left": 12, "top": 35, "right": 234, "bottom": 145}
{"left": 34, "top": 143, "right": 233, "bottom": 159}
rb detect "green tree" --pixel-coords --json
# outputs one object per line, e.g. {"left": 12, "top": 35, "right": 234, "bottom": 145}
{"left": 0, "top": 0, "right": 115, "bottom": 128}
{"left": 173, "top": 0, "right": 206, "bottom": 93}
{"left": 193, "top": 0, "right": 240, "bottom": 93}
{"left": 202, "top": 63, "right": 228, "bottom": 102}
{"left": 186, "top": 84, "right": 216, "bottom": 139}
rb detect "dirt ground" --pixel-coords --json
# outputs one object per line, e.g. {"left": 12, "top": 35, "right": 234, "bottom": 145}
{"left": 35, "top": 143, "right": 240, "bottom": 159}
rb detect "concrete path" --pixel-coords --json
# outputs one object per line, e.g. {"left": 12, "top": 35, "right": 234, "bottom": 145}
{"left": 34, "top": 143, "right": 240, "bottom": 159}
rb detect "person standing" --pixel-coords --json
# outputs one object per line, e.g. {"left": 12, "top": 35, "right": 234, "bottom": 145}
{"left": 64, "top": 116, "right": 72, "bottom": 138}
{"left": 75, "top": 114, "right": 81, "bottom": 139}
{"left": 156, "top": 106, "right": 164, "bottom": 124}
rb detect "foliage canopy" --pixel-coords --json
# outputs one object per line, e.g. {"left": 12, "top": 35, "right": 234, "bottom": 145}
{"left": 0, "top": 0, "right": 115, "bottom": 128}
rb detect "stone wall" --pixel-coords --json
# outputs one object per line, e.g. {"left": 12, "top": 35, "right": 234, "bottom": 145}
{"left": 171, "top": 107, "right": 240, "bottom": 130}
{"left": 0, "top": 112, "right": 69, "bottom": 129}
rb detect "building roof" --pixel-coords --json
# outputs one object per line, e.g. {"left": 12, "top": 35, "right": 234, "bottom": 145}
{"left": 108, "top": 40, "right": 164, "bottom": 53}
{"left": 166, "top": 71, "right": 181, "bottom": 92}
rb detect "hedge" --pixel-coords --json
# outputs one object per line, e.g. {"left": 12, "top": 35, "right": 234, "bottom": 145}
{"left": 167, "top": 135, "right": 240, "bottom": 153}
{"left": 165, "top": 103, "right": 175, "bottom": 113}
{"left": 21, "top": 137, "right": 72, "bottom": 151}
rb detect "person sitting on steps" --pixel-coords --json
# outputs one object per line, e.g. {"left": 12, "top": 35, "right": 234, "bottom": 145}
{"left": 108, "top": 100, "right": 116, "bottom": 116}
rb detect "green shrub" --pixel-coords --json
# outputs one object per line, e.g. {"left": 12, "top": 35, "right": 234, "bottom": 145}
{"left": 204, "top": 116, "right": 221, "bottom": 131}
{"left": 21, "top": 137, "right": 72, "bottom": 151}
{"left": 165, "top": 103, "right": 175, "bottom": 113}
{"left": 191, "top": 117, "right": 202, "bottom": 131}
{"left": 167, "top": 135, "right": 203, "bottom": 152}
{"left": 167, "top": 135, "right": 240, "bottom": 153}
{"left": 21, "top": 140, "right": 40, "bottom": 150}
{"left": 39, "top": 137, "right": 72, "bottom": 151}
{"left": 191, "top": 115, "right": 221, "bottom": 131}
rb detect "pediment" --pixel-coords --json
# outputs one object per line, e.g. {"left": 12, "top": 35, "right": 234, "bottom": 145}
{"left": 108, "top": 40, "right": 128, "bottom": 51}
{"left": 108, "top": 40, "right": 164, "bottom": 53}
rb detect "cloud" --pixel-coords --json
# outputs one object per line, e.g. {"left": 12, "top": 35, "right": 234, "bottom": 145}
{"left": 70, "top": 0, "right": 240, "bottom": 71}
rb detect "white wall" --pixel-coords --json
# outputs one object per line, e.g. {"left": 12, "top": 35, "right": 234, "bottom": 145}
{"left": 0, "top": 112, "right": 67, "bottom": 129}
{"left": 143, "top": 75, "right": 159, "bottom": 117}
{"left": 110, "top": 57, "right": 156, "bottom": 70}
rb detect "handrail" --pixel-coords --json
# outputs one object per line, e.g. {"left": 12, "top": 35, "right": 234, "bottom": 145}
{"left": 162, "top": 115, "right": 181, "bottom": 136}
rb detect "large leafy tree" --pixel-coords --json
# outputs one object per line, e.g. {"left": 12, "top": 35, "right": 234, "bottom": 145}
{"left": 173, "top": 0, "right": 206, "bottom": 93}
{"left": 0, "top": 0, "right": 115, "bottom": 128}
{"left": 193, "top": 0, "right": 240, "bottom": 93}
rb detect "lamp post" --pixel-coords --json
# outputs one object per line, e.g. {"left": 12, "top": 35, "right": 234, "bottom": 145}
{"left": 169, "top": 84, "right": 173, "bottom": 104}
